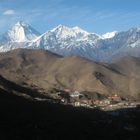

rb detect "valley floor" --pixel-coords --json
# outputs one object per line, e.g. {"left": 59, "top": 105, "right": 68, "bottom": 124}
{"left": 0, "top": 91, "right": 140, "bottom": 140}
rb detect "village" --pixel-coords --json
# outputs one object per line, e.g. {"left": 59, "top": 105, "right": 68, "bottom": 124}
{"left": 40, "top": 88, "right": 140, "bottom": 111}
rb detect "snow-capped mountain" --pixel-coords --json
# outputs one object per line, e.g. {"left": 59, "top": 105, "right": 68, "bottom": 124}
{"left": 26, "top": 24, "right": 102, "bottom": 60}
{"left": 0, "top": 21, "right": 40, "bottom": 52}
{"left": 0, "top": 21, "right": 140, "bottom": 61}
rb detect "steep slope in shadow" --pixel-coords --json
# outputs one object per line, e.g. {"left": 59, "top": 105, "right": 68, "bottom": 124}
{"left": 0, "top": 75, "right": 49, "bottom": 99}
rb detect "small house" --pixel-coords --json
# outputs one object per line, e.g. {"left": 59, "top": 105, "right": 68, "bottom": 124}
{"left": 74, "top": 101, "right": 80, "bottom": 107}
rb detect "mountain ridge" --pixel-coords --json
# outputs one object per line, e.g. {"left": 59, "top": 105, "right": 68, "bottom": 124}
{"left": 1, "top": 21, "right": 140, "bottom": 61}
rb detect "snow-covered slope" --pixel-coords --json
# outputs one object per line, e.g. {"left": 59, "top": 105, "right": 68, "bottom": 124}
{"left": 1, "top": 21, "right": 140, "bottom": 61}
{"left": 102, "top": 31, "right": 117, "bottom": 39}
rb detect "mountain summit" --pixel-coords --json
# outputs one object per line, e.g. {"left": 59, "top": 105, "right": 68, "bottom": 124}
{"left": 0, "top": 21, "right": 40, "bottom": 43}
{"left": 50, "top": 24, "right": 89, "bottom": 39}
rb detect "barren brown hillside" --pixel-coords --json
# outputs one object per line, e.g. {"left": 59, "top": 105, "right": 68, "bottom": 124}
{"left": 0, "top": 49, "right": 140, "bottom": 100}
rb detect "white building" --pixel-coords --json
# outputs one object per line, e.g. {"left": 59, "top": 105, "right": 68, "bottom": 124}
{"left": 70, "top": 91, "right": 82, "bottom": 98}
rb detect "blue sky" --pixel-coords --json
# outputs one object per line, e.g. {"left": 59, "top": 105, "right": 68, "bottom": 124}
{"left": 0, "top": 0, "right": 140, "bottom": 34}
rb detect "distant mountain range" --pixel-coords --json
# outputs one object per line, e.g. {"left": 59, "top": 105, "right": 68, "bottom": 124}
{"left": 0, "top": 21, "right": 140, "bottom": 61}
